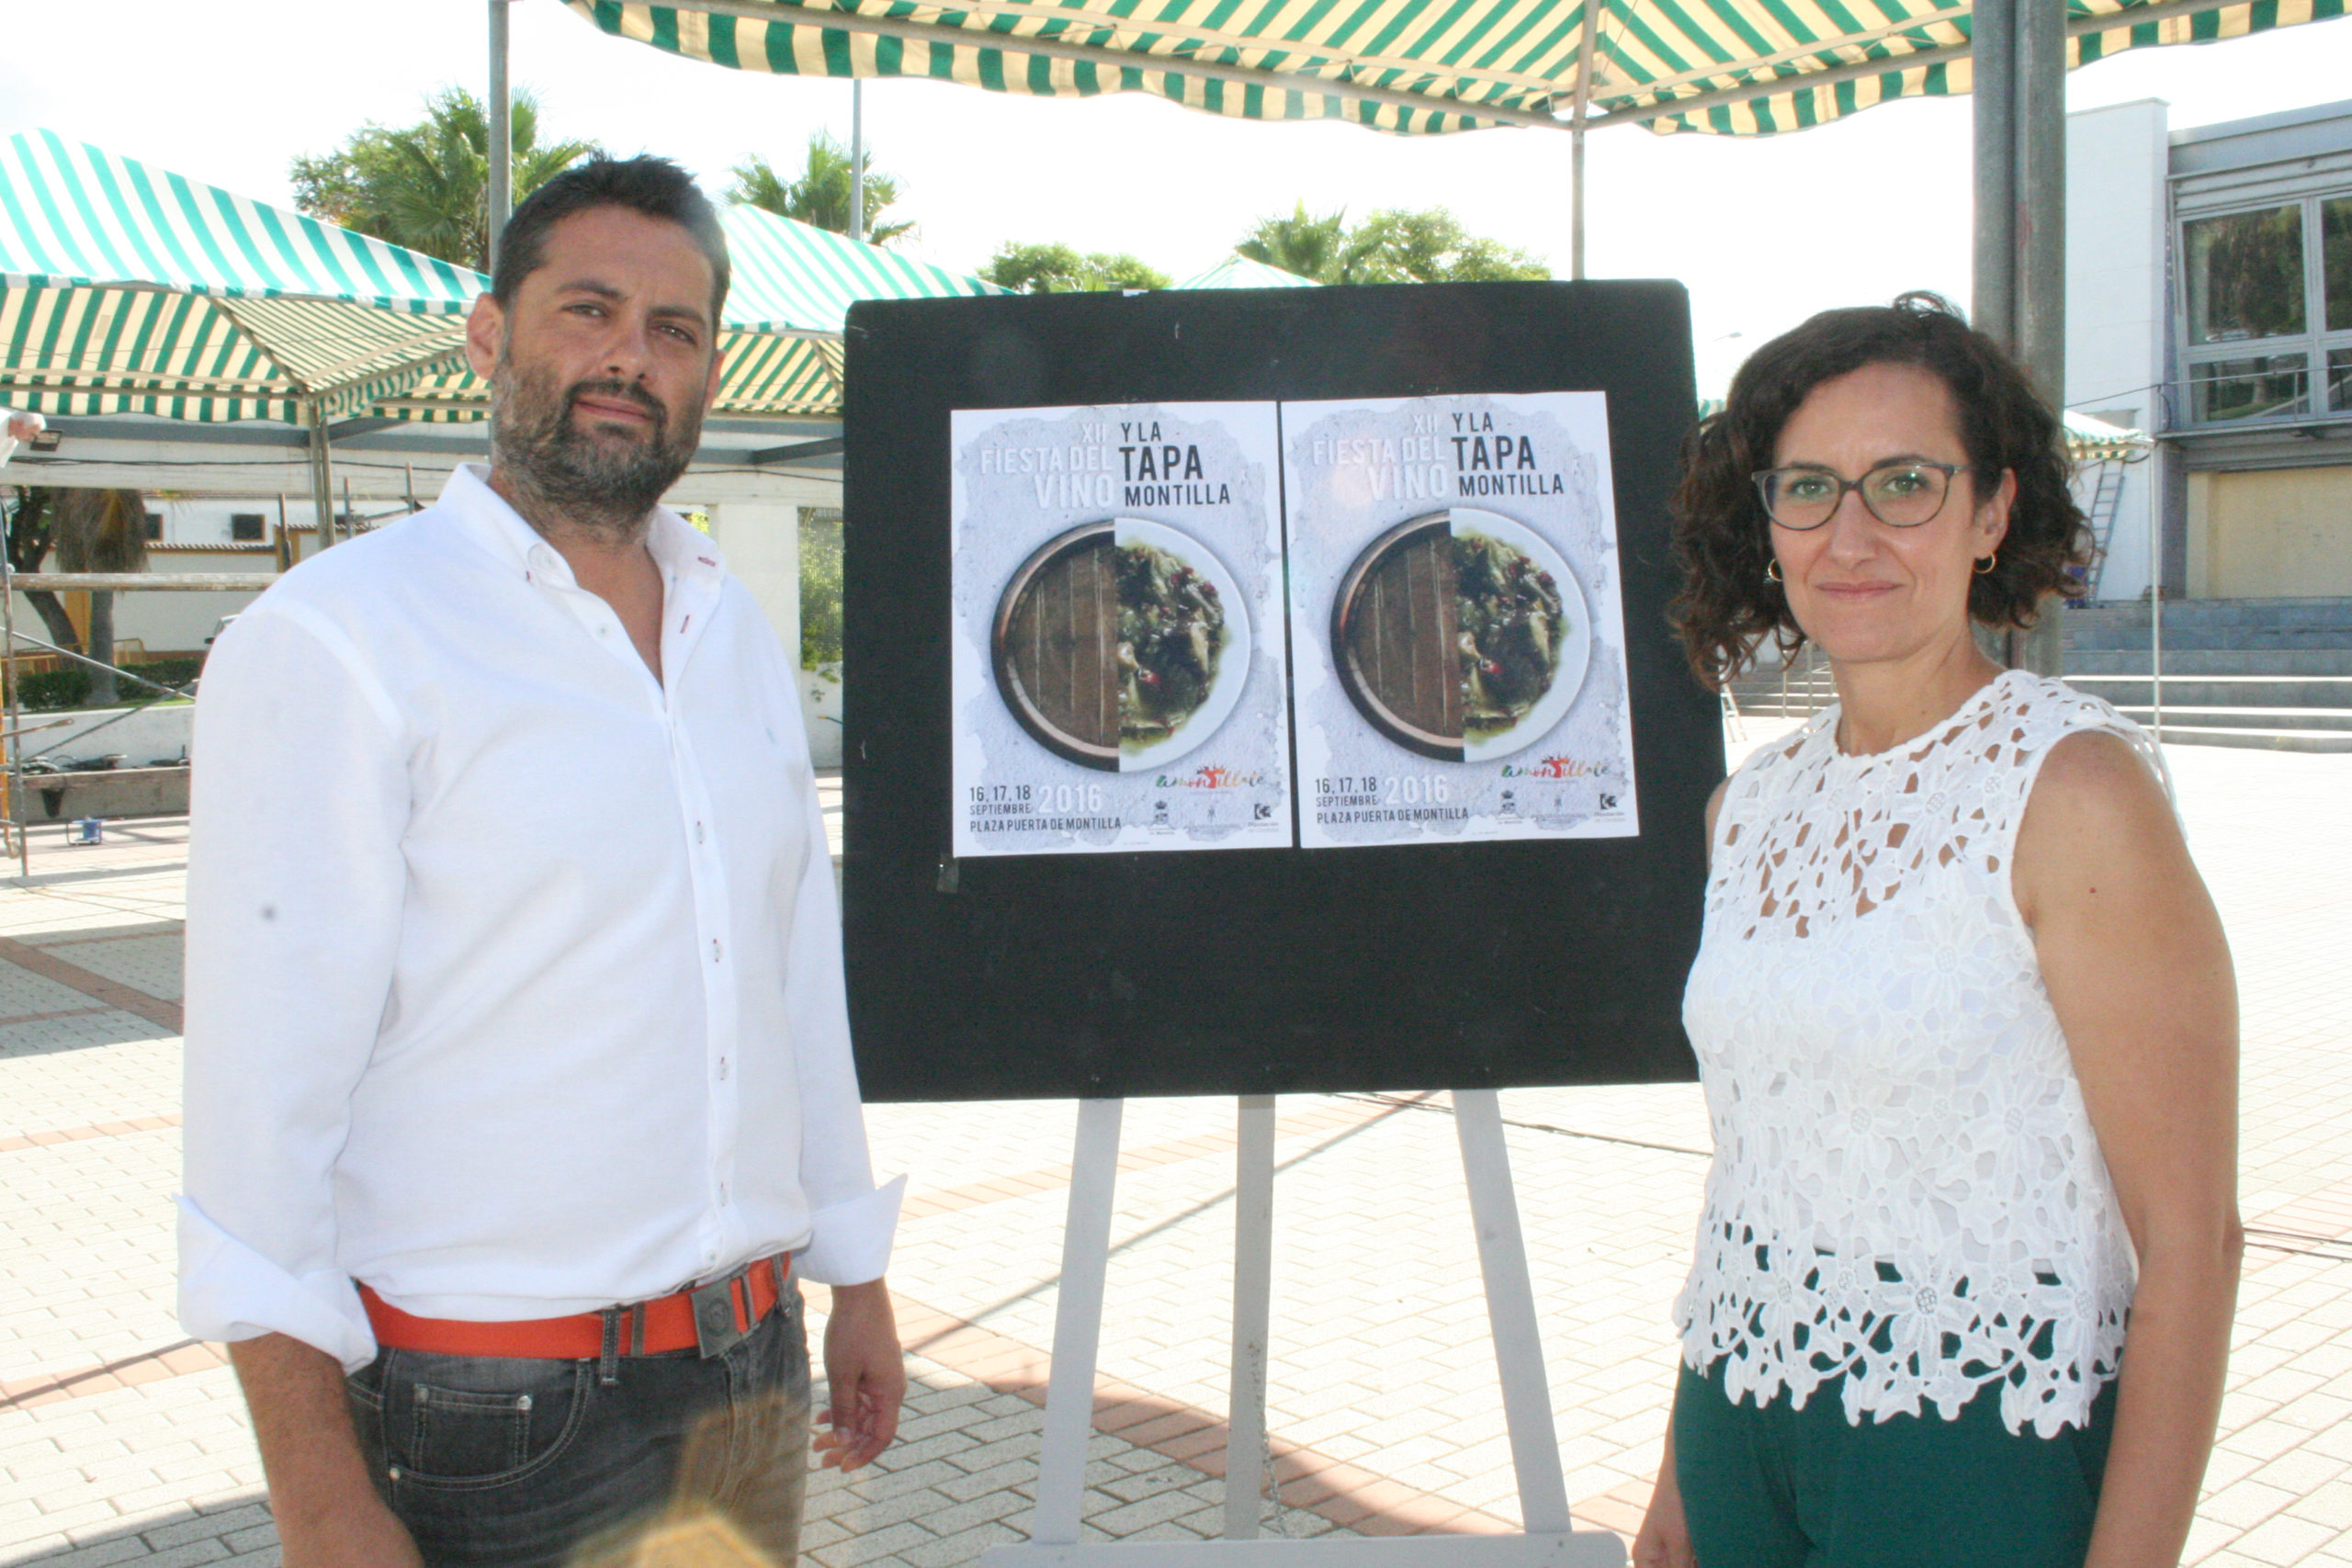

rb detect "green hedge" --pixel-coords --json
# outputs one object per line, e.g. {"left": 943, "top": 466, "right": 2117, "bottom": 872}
{"left": 14, "top": 658, "right": 202, "bottom": 713}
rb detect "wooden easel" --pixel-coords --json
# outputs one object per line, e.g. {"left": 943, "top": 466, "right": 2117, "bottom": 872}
{"left": 977, "top": 1093, "right": 1627, "bottom": 1567}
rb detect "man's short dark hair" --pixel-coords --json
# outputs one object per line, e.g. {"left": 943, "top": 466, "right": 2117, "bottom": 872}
{"left": 492, "top": 156, "right": 730, "bottom": 324}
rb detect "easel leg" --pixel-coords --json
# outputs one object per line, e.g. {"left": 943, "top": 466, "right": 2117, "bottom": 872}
{"left": 1453, "top": 1089, "right": 1574, "bottom": 1535}
{"left": 1032, "top": 1098, "right": 1126, "bottom": 1546}
{"left": 1225, "top": 1094, "right": 1277, "bottom": 1540}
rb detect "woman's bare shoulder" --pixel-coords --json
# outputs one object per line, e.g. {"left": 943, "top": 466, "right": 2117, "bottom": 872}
{"left": 2016, "top": 727, "right": 2183, "bottom": 920}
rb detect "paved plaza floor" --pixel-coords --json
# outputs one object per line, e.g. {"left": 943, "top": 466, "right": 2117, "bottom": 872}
{"left": 2, "top": 728, "right": 2348, "bottom": 1566}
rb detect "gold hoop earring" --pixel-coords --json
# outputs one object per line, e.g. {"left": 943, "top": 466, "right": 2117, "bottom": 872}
{"left": 1765, "top": 558, "right": 1784, "bottom": 584}
{"left": 1973, "top": 553, "right": 1998, "bottom": 576}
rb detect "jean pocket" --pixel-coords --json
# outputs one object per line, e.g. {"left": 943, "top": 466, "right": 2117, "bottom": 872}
{"left": 385, "top": 1356, "right": 593, "bottom": 1491}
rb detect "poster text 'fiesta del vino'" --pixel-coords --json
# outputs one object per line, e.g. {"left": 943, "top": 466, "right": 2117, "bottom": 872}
{"left": 1283, "top": 392, "right": 1641, "bottom": 849}
{"left": 951, "top": 401, "right": 1294, "bottom": 857}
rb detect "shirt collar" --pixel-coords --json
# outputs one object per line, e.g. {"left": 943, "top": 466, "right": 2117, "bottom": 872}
{"left": 437, "top": 463, "right": 729, "bottom": 593}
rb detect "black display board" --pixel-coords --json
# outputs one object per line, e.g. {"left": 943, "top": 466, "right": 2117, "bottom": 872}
{"left": 842, "top": 282, "right": 1719, "bottom": 1102}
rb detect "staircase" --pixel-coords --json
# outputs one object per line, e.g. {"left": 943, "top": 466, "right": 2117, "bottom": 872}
{"left": 2062, "top": 598, "right": 2352, "bottom": 753}
{"left": 1724, "top": 599, "right": 2352, "bottom": 752}
{"left": 1728, "top": 647, "right": 1836, "bottom": 720}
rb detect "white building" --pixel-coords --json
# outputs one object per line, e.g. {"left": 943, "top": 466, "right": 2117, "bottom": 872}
{"left": 2068, "top": 96, "right": 2352, "bottom": 603}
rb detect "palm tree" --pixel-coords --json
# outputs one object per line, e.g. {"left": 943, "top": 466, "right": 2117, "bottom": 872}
{"left": 4, "top": 487, "right": 80, "bottom": 654}
{"left": 49, "top": 490, "right": 148, "bottom": 707}
{"left": 290, "top": 88, "right": 601, "bottom": 272}
{"left": 979, "top": 243, "right": 1169, "bottom": 294}
{"left": 1237, "top": 204, "right": 1350, "bottom": 283}
{"left": 730, "top": 134, "right": 914, "bottom": 247}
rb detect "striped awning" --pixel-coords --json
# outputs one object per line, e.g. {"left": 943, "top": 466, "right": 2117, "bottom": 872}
{"left": 564, "top": 0, "right": 2349, "bottom": 138}
{"left": 1177, "top": 254, "right": 1318, "bottom": 289}
{"left": 0, "top": 128, "right": 481, "bottom": 423}
{"left": 723, "top": 202, "right": 1002, "bottom": 334}
{"left": 0, "top": 130, "right": 1003, "bottom": 425}
{"left": 380, "top": 330, "right": 847, "bottom": 422}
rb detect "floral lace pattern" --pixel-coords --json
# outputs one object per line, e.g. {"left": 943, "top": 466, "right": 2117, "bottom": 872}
{"left": 1677, "top": 671, "right": 2157, "bottom": 1437}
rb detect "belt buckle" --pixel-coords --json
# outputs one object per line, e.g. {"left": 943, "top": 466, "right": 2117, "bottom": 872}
{"left": 690, "top": 1274, "right": 749, "bottom": 1359}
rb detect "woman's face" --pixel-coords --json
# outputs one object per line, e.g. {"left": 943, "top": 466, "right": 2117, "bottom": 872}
{"left": 1768, "top": 361, "right": 2014, "bottom": 669}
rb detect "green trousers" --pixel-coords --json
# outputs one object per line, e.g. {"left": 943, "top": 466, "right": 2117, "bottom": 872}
{"left": 1673, "top": 1359, "right": 2117, "bottom": 1568}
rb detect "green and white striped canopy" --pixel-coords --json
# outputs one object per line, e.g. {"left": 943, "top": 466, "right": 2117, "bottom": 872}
{"left": 384, "top": 330, "right": 848, "bottom": 422}
{"left": 0, "top": 129, "right": 1007, "bottom": 424}
{"left": 723, "top": 201, "right": 1001, "bottom": 333}
{"left": 1177, "top": 254, "right": 1318, "bottom": 289}
{"left": 0, "top": 128, "right": 483, "bottom": 423}
{"left": 566, "top": 0, "right": 2348, "bottom": 138}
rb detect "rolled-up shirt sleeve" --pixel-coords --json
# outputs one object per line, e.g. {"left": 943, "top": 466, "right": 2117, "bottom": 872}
{"left": 177, "top": 602, "right": 411, "bottom": 1371}
{"left": 779, "top": 766, "right": 902, "bottom": 1286}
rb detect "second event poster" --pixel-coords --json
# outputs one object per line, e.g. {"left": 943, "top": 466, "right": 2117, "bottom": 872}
{"left": 949, "top": 392, "right": 1640, "bottom": 855}
{"left": 1283, "top": 392, "right": 1641, "bottom": 849}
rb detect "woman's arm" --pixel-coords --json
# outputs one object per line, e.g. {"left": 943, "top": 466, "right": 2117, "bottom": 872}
{"left": 1633, "top": 1382, "right": 1697, "bottom": 1568}
{"left": 1632, "top": 777, "right": 1731, "bottom": 1566}
{"left": 2015, "top": 730, "right": 2242, "bottom": 1568}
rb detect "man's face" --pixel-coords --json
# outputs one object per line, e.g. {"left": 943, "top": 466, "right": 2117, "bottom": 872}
{"left": 466, "top": 206, "right": 724, "bottom": 533}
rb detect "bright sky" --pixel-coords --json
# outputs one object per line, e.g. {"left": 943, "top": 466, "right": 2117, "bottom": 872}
{"left": 6, "top": 0, "right": 2352, "bottom": 396}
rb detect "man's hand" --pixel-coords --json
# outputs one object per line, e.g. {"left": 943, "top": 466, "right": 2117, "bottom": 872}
{"left": 229, "top": 1334, "right": 422, "bottom": 1567}
{"left": 812, "top": 1279, "right": 904, "bottom": 1472}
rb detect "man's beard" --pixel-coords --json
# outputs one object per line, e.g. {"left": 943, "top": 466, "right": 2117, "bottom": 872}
{"left": 488, "top": 353, "right": 701, "bottom": 538}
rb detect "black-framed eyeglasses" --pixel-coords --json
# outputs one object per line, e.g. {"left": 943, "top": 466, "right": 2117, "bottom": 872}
{"left": 1751, "top": 459, "right": 1972, "bottom": 531}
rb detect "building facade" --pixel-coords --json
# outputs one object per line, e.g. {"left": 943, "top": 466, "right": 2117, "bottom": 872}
{"left": 2068, "top": 96, "right": 2352, "bottom": 603}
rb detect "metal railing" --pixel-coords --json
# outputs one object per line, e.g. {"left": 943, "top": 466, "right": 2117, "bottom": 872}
{"left": 1, "top": 570, "right": 276, "bottom": 876}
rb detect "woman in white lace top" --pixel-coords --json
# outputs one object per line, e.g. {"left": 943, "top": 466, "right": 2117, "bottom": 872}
{"left": 1634, "top": 295, "right": 2240, "bottom": 1568}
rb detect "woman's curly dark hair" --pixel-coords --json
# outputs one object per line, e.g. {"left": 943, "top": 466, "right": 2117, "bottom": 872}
{"left": 1668, "top": 291, "right": 2092, "bottom": 688}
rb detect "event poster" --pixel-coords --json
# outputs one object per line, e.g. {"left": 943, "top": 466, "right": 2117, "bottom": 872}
{"left": 1282, "top": 392, "right": 1641, "bottom": 849}
{"left": 950, "top": 401, "right": 1294, "bottom": 857}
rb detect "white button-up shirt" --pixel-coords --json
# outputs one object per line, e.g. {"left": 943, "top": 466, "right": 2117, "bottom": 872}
{"left": 177, "top": 464, "right": 899, "bottom": 1371}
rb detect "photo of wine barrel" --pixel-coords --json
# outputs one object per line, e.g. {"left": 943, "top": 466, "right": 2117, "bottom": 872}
{"left": 1331, "top": 515, "right": 1464, "bottom": 761}
{"left": 993, "top": 521, "right": 1123, "bottom": 770}
{"left": 993, "top": 519, "right": 1252, "bottom": 773}
{"left": 1332, "top": 508, "right": 1588, "bottom": 763}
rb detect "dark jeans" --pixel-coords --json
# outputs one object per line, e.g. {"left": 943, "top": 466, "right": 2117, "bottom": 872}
{"left": 346, "top": 1284, "right": 810, "bottom": 1568}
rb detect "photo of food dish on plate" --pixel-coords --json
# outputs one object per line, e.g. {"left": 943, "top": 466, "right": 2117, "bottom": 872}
{"left": 1330, "top": 507, "right": 1590, "bottom": 762}
{"left": 992, "top": 518, "right": 1254, "bottom": 773}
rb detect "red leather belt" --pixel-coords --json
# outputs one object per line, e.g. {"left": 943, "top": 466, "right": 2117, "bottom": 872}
{"left": 359, "top": 1254, "right": 789, "bottom": 1360}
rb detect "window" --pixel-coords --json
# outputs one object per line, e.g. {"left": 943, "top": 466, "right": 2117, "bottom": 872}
{"left": 2186, "top": 205, "right": 2305, "bottom": 344}
{"left": 2192, "top": 355, "right": 2309, "bottom": 423}
{"left": 2178, "top": 191, "right": 2352, "bottom": 426}
{"left": 141, "top": 511, "right": 164, "bottom": 542}
{"left": 230, "top": 513, "right": 266, "bottom": 542}
{"left": 2326, "top": 197, "right": 2352, "bottom": 333}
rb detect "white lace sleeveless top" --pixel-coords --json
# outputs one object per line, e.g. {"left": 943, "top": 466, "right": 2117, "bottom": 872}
{"left": 1677, "top": 671, "right": 2161, "bottom": 1438}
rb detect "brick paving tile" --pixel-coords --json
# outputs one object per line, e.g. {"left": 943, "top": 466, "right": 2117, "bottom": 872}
{"left": 8, "top": 746, "right": 2352, "bottom": 1562}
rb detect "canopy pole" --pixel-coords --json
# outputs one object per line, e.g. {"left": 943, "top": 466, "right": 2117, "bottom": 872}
{"left": 1569, "top": 0, "right": 1600, "bottom": 280}
{"left": 2012, "top": 0, "right": 2066, "bottom": 677}
{"left": 1971, "top": 0, "right": 2016, "bottom": 349}
{"left": 851, "top": 80, "right": 866, "bottom": 245}
{"left": 3, "top": 519, "right": 24, "bottom": 880}
{"left": 1972, "top": 0, "right": 2064, "bottom": 678}
{"left": 489, "top": 0, "right": 514, "bottom": 275}
{"left": 308, "top": 405, "right": 338, "bottom": 555}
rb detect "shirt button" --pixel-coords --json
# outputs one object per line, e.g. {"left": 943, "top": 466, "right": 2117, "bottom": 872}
{"left": 719, "top": 1183, "right": 730, "bottom": 1205}
{"left": 718, "top": 1057, "right": 729, "bottom": 1081}
{"left": 711, "top": 939, "right": 723, "bottom": 963}
{"left": 696, "top": 821, "right": 707, "bottom": 844}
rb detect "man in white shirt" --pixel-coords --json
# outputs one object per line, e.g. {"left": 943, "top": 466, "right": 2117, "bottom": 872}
{"left": 1, "top": 407, "right": 43, "bottom": 466}
{"left": 178, "top": 157, "right": 904, "bottom": 1567}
